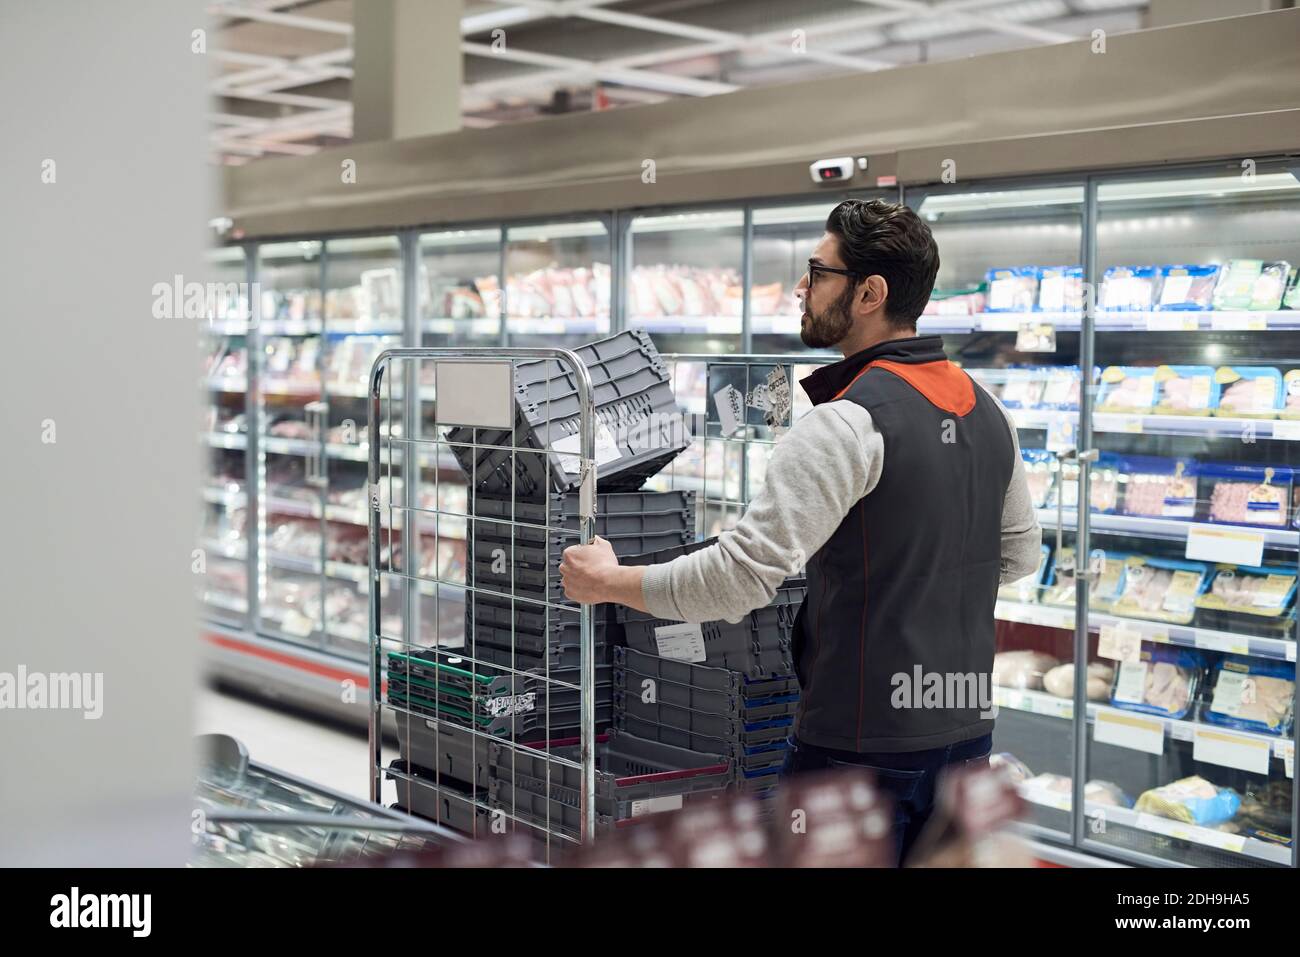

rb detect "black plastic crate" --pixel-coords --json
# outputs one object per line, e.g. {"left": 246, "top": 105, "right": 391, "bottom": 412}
{"left": 613, "top": 688, "right": 797, "bottom": 740}
{"left": 614, "top": 710, "right": 793, "bottom": 750}
{"left": 387, "top": 676, "right": 613, "bottom": 738}
{"left": 613, "top": 658, "right": 800, "bottom": 719}
{"left": 394, "top": 716, "right": 493, "bottom": 789}
{"left": 446, "top": 330, "right": 689, "bottom": 500}
{"left": 613, "top": 646, "right": 798, "bottom": 700}
{"left": 468, "top": 634, "right": 613, "bottom": 670}
{"left": 387, "top": 761, "right": 490, "bottom": 836}
{"left": 470, "top": 489, "right": 696, "bottom": 536}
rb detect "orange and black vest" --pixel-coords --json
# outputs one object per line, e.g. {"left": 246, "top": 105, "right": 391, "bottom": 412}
{"left": 793, "top": 335, "right": 1013, "bottom": 753}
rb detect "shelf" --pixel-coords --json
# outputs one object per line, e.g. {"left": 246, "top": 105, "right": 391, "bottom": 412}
{"left": 261, "top": 436, "right": 318, "bottom": 457}
{"left": 259, "top": 319, "right": 322, "bottom": 335}
{"left": 628, "top": 316, "right": 742, "bottom": 334}
{"left": 202, "top": 591, "right": 248, "bottom": 614}
{"left": 262, "top": 381, "right": 321, "bottom": 398}
{"left": 325, "top": 560, "right": 368, "bottom": 583}
{"left": 199, "top": 537, "right": 246, "bottom": 561}
{"left": 265, "top": 495, "right": 320, "bottom": 518}
{"left": 202, "top": 431, "right": 248, "bottom": 450}
{"left": 205, "top": 377, "right": 247, "bottom": 393}
{"left": 202, "top": 486, "right": 247, "bottom": 508}
{"left": 1010, "top": 408, "right": 1300, "bottom": 441}
{"left": 504, "top": 317, "right": 609, "bottom": 335}
{"left": 1038, "top": 507, "right": 1300, "bottom": 550}
{"left": 324, "top": 320, "right": 403, "bottom": 335}
{"left": 993, "top": 687, "right": 1294, "bottom": 765}
{"left": 919, "top": 310, "right": 1300, "bottom": 334}
{"left": 265, "top": 551, "right": 321, "bottom": 574}
{"left": 422, "top": 318, "right": 501, "bottom": 335}
{"left": 995, "top": 599, "right": 1297, "bottom": 662}
{"left": 1017, "top": 784, "right": 1292, "bottom": 866}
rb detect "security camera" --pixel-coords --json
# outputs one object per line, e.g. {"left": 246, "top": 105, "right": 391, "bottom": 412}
{"left": 810, "top": 157, "right": 855, "bottom": 185}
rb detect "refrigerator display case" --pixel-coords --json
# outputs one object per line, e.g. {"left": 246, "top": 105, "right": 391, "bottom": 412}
{"left": 909, "top": 180, "right": 1088, "bottom": 843}
{"left": 206, "top": 155, "right": 1299, "bottom": 868}
{"left": 200, "top": 245, "right": 251, "bottom": 628}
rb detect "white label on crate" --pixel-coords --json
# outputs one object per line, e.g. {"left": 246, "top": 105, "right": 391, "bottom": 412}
{"left": 714, "top": 384, "right": 745, "bottom": 437}
{"left": 1112, "top": 661, "right": 1148, "bottom": 703}
{"left": 1098, "top": 624, "right": 1143, "bottom": 663}
{"left": 553, "top": 423, "right": 621, "bottom": 474}
{"left": 631, "top": 794, "right": 684, "bottom": 818}
{"left": 1185, "top": 524, "right": 1266, "bottom": 567}
{"left": 482, "top": 693, "right": 536, "bottom": 717}
{"left": 435, "top": 361, "right": 515, "bottom": 429}
{"left": 1271, "top": 420, "right": 1300, "bottom": 441}
{"left": 654, "top": 623, "right": 707, "bottom": 663}
{"left": 764, "top": 366, "right": 792, "bottom": 429}
{"left": 1192, "top": 726, "right": 1271, "bottom": 775}
{"left": 1093, "top": 707, "right": 1165, "bottom": 755}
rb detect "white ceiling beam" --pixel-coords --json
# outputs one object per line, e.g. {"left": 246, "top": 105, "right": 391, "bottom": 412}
{"left": 461, "top": 40, "right": 739, "bottom": 96}
{"left": 854, "top": 0, "right": 1075, "bottom": 45}
{"left": 206, "top": 4, "right": 354, "bottom": 35}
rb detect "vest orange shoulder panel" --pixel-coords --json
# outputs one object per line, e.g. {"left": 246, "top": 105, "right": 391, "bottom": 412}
{"left": 832, "top": 358, "right": 976, "bottom": 416}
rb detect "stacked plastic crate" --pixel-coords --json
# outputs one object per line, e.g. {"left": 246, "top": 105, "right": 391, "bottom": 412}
{"left": 612, "top": 539, "right": 806, "bottom": 802}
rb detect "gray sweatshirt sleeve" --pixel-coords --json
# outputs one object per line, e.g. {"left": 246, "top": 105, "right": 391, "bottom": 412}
{"left": 640, "top": 402, "right": 881, "bottom": 624}
{"left": 977, "top": 381, "right": 1043, "bottom": 584}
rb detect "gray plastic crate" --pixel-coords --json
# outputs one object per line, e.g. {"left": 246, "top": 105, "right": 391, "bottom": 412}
{"left": 387, "top": 679, "right": 613, "bottom": 739}
{"left": 468, "top": 489, "right": 696, "bottom": 548}
{"left": 388, "top": 649, "right": 611, "bottom": 704}
{"left": 613, "top": 662, "right": 800, "bottom": 719}
{"left": 387, "top": 761, "right": 490, "bottom": 836}
{"left": 613, "top": 646, "right": 798, "bottom": 699}
{"left": 614, "top": 710, "right": 793, "bottom": 750}
{"left": 395, "top": 716, "right": 492, "bottom": 789}
{"left": 446, "top": 330, "right": 689, "bottom": 500}
{"left": 613, "top": 689, "right": 797, "bottom": 741}
{"left": 487, "top": 777, "right": 614, "bottom": 839}
{"left": 469, "top": 635, "right": 613, "bottom": 670}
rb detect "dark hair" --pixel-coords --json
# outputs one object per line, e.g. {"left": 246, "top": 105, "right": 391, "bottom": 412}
{"left": 824, "top": 199, "right": 940, "bottom": 327}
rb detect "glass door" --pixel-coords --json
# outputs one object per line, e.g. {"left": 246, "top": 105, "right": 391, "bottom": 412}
{"left": 255, "top": 241, "right": 326, "bottom": 647}
{"left": 321, "top": 236, "right": 404, "bottom": 657}
{"left": 419, "top": 227, "right": 503, "bottom": 348}
{"left": 1079, "top": 166, "right": 1299, "bottom": 868}
{"left": 908, "top": 181, "right": 1088, "bottom": 841}
{"left": 503, "top": 219, "right": 610, "bottom": 349}
{"left": 199, "top": 244, "right": 251, "bottom": 627}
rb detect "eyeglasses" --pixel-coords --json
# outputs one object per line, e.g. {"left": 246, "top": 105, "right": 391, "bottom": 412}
{"left": 806, "top": 260, "right": 861, "bottom": 286}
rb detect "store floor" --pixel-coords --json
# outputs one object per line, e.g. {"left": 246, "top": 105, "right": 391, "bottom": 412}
{"left": 195, "top": 685, "right": 368, "bottom": 800}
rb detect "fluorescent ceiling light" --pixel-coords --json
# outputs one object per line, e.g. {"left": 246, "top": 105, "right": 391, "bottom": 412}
{"left": 326, "top": 236, "right": 401, "bottom": 254}
{"left": 1073, "top": 0, "right": 1143, "bottom": 10}
{"left": 261, "top": 241, "right": 322, "bottom": 259}
{"left": 632, "top": 211, "right": 745, "bottom": 232}
{"left": 918, "top": 186, "right": 1084, "bottom": 214}
{"left": 1098, "top": 173, "right": 1300, "bottom": 202}
{"left": 990, "top": 0, "right": 1069, "bottom": 22}
{"left": 508, "top": 221, "right": 608, "bottom": 241}
{"left": 420, "top": 228, "right": 502, "bottom": 248}
{"left": 460, "top": 5, "right": 538, "bottom": 34}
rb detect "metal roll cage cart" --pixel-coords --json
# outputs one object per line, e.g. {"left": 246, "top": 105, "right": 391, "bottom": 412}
{"left": 368, "top": 347, "right": 600, "bottom": 856}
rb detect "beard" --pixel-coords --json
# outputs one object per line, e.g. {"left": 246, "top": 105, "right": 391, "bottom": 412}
{"left": 799, "top": 285, "right": 856, "bottom": 348}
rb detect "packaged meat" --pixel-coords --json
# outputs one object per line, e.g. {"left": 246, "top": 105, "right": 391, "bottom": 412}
{"left": 1134, "top": 777, "right": 1240, "bottom": 827}
{"left": 1110, "top": 557, "right": 1211, "bottom": 626}
{"left": 1020, "top": 449, "right": 1055, "bottom": 509}
{"left": 1153, "top": 264, "right": 1219, "bottom": 310}
{"left": 1100, "top": 265, "right": 1158, "bottom": 312}
{"left": 991, "top": 650, "right": 1060, "bottom": 690}
{"left": 1109, "top": 643, "right": 1204, "bottom": 719}
{"left": 1035, "top": 266, "right": 1083, "bottom": 312}
{"left": 1195, "top": 564, "right": 1297, "bottom": 619}
{"left": 1153, "top": 364, "right": 1217, "bottom": 415}
{"left": 1039, "top": 366, "right": 1082, "bottom": 410}
{"left": 1096, "top": 366, "right": 1157, "bottom": 412}
{"left": 999, "top": 369, "right": 1046, "bottom": 409}
{"left": 1213, "top": 259, "right": 1266, "bottom": 311}
{"left": 1249, "top": 261, "right": 1291, "bottom": 311}
{"left": 997, "top": 543, "right": 1051, "bottom": 603}
{"left": 1203, "top": 463, "right": 1292, "bottom": 529}
{"left": 1020, "top": 775, "right": 1132, "bottom": 810}
{"left": 1085, "top": 780, "right": 1133, "bottom": 809}
{"left": 984, "top": 266, "right": 1038, "bottom": 312}
{"left": 1042, "top": 547, "right": 1128, "bottom": 610}
{"left": 1203, "top": 656, "right": 1296, "bottom": 736}
{"left": 1282, "top": 370, "right": 1300, "bottom": 420}
{"left": 989, "top": 753, "right": 1032, "bottom": 785}
{"left": 1042, "top": 661, "right": 1115, "bottom": 701}
{"left": 1235, "top": 780, "right": 1293, "bottom": 841}
{"left": 1118, "top": 457, "right": 1197, "bottom": 520}
{"left": 1047, "top": 452, "right": 1121, "bottom": 513}
{"left": 1284, "top": 266, "right": 1300, "bottom": 310}
{"left": 1213, "top": 366, "right": 1284, "bottom": 418}
{"left": 923, "top": 290, "right": 985, "bottom": 315}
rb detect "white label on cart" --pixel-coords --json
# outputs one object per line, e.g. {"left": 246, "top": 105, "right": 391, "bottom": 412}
{"left": 435, "top": 361, "right": 515, "bottom": 429}
{"left": 1192, "top": 726, "right": 1271, "bottom": 775}
{"left": 714, "top": 385, "right": 745, "bottom": 437}
{"left": 631, "top": 794, "right": 683, "bottom": 818}
{"left": 1112, "top": 661, "right": 1148, "bottom": 703}
{"left": 1098, "top": 624, "right": 1143, "bottom": 663}
{"left": 1185, "top": 524, "right": 1265, "bottom": 567}
{"left": 482, "top": 692, "right": 536, "bottom": 717}
{"left": 553, "top": 423, "right": 621, "bottom": 474}
{"left": 1093, "top": 706, "right": 1165, "bottom": 755}
{"left": 764, "top": 366, "right": 792, "bottom": 429}
{"left": 654, "top": 623, "right": 706, "bottom": 663}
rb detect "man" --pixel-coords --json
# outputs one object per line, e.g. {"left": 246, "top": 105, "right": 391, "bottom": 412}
{"left": 560, "top": 198, "right": 1041, "bottom": 863}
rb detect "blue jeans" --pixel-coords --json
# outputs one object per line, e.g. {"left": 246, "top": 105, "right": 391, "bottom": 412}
{"left": 780, "top": 732, "right": 993, "bottom": 866}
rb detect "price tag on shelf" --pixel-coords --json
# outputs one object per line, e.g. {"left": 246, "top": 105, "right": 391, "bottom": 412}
{"left": 1015, "top": 322, "right": 1057, "bottom": 353}
{"left": 979, "top": 315, "right": 1025, "bottom": 332}
{"left": 1192, "top": 727, "right": 1271, "bottom": 775}
{"left": 1045, "top": 415, "right": 1076, "bottom": 454}
{"left": 1210, "top": 312, "right": 1268, "bottom": 331}
{"left": 1136, "top": 813, "right": 1246, "bottom": 854}
{"left": 1278, "top": 742, "right": 1294, "bottom": 778}
{"left": 1094, "top": 413, "right": 1144, "bottom": 434}
{"left": 1271, "top": 420, "right": 1300, "bottom": 442}
{"left": 1098, "top": 623, "right": 1142, "bottom": 662}
{"left": 1145, "top": 314, "right": 1199, "bottom": 331}
{"left": 1093, "top": 706, "right": 1165, "bottom": 755}
{"left": 1185, "top": 524, "right": 1265, "bottom": 567}
{"left": 1193, "top": 632, "right": 1250, "bottom": 656}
